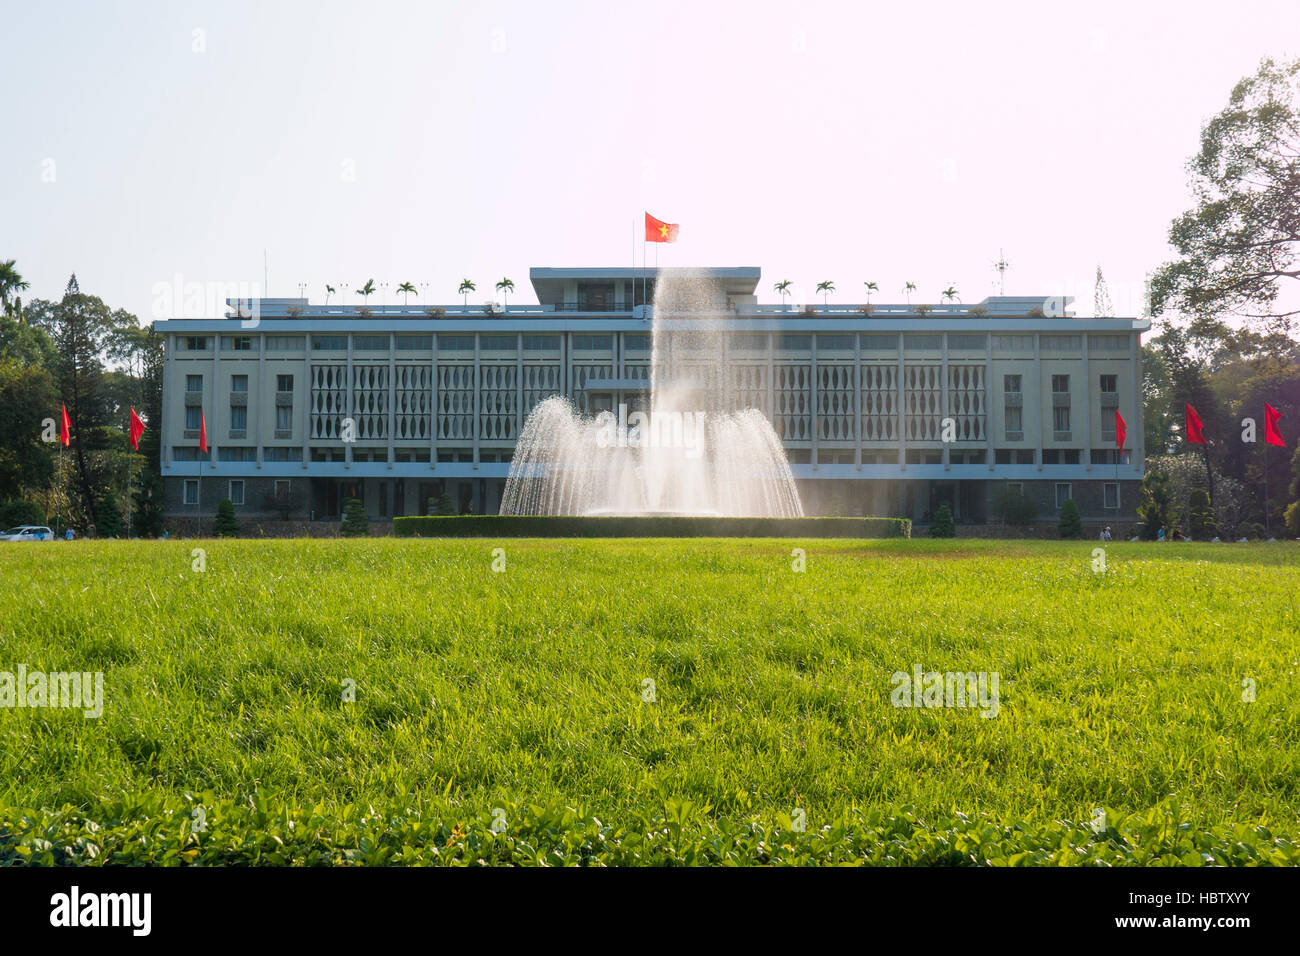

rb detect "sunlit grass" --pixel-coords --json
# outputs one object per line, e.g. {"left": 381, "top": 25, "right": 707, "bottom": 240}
{"left": 1, "top": 537, "right": 1297, "bottom": 864}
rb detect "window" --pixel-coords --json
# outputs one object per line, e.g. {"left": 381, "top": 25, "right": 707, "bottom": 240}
{"left": 1007, "top": 482, "right": 1024, "bottom": 496}
{"left": 277, "top": 374, "right": 294, "bottom": 393}
{"left": 185, "top": 406, "right": 202, "bottom": 430}
{"left": 1099, "top": 374, "right": 1117, "bottom": 393}
{"left": 905, "top": 449, "right": 942, "bottom": 465}
{"left": 732, "top": 333, "right": 767, "bottom": 351}
{"left": 1104, "top": 482, "right": 1120, "bottom": 509}
{"left": 903, "top": 333, "right": 942, "bottom": 350}
{"left": 523, "top": 334, "right": 561, "bottom": 351}
{"left": 230, "top": 406, "right": 247, "bottom": 431}
{"left": 1004, "top": 374, "right": 1021, "bottom": 393}
{"left": 1042, "top": 449, "right": 1081, "bottom": 465}
{"left": 218, "top": 447, "right": 256, "bottom": 462}
{"left": 264, "top": 335, "right": 304, "bottom": 351}
{"left": 1055, "top": 483, "right": 1073, "bottom": 510}
{"left": 183, "top": 336, "right": 209, "bottom": 351}
{"left": 223, "top": 335, "right": 254, "bottom": 351}
{"left": 173, "top": 447, "right": 208, "bottom": 462}
{"left": 1051, "top": 374, "right": 1070, "bottom": 393}
{"left": 817, "top": 334, "right": 855, "bottom": 351}
{"left": 993, "top": 335, "right": 1033, "bottom": 353}
{"left": 1090, "top": 334, "right": 1130, "bottom": 352}
{"left": 780, "top": 334, "right": 811, "bottom": 351}
{"left": 860, "top": 335, "right": 896, "bottom": 351}
{"left": 353, "top": 335, "right": 389, "bottom": 351}
{"left": 1005, "top": 407, "right": 1023, "bottom": 431}
{"left": 312, "top": 335, "right": 347, "bottom": 350}
{"left": 1053, "top": 406, "right": 1071, "bottom": 432}
{"left": 186, "top": 374, "right": 203, "bottom": 392}
{"left": 623, "top": 334, "right": 650, "bottom": 352}
{"left": 263, "top": 447, "right": 301, "bottom": 462}
{"left": 948, "top": 333, "right": 987, "bottom": 351}
{"left": 395, "top": 334, "right": 433, "bottom": 350}
{"left": 995, "top": 449, "right": 1034, "bottom": 465}
{"left": 231, "top": 374, "right": 248, "bottom": 392}
{"left": 1041, "top": 335, "right": 1081, "bottom": 352}
{"left": 1093, "top": 448, "right": 1131, "bottom": 466}
{"left": 480, "top": 335, "right": 517, "bottom": 351}
{"left": 438, "top": 335, "right": 474, "bottom": 351}
{"left": 183, "top": 480, "right": 199, "bottom": 505}
{"left": 228, "top": 480, "right": 245, "bottom": 506}
{"left": 276, "top": 405, "right": 291, "bottom": 430}
{"left": 572, "top": 334, "right": 612, "bottom": 351}
{"left": 274, "top": 479, "right": 291, "bottom": 498}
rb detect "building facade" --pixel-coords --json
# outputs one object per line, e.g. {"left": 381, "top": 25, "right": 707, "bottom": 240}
{"left": 155, "top": 266, "right": 1149, "bottom": 526}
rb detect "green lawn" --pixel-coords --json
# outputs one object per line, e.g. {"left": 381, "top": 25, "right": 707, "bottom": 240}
{"left": 1, "top": 538, "right": 1297, "bottom": 865}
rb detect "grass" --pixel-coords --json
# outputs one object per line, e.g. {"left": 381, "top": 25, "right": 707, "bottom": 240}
{"left": 1, "top": 537, "right": 1298, "bottom": 865}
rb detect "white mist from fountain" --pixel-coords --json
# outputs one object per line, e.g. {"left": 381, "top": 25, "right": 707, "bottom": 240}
{"left": 500, "top": 270, "right": 803, "bottom": 517}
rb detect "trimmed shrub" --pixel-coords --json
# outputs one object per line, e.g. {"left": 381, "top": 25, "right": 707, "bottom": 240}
{"left": 1188, "top": 487, "right": 1215, "bottom": 540}
{"left": 1285, "top": 500, "right": 1300, "bottom": 537}
{"left": 394, "top": 515, "right": 912, "bottom": 539}
{"left": 212, "top": 498, "right": 239, "bottom": 537}
{"left": 340, "top": 498, "right": 369, "bottom": 537}
{"left": 1058, "top": 499, "right": 1082, "bottom": 539}
{"left": 928, "top": 503, "right": 955, "bottom": 538}
{"left": 994, "top": 487, "right": 1038, "bottom": 526}
{"left": 96, "top": 494, "right": 124, "bottom": 538}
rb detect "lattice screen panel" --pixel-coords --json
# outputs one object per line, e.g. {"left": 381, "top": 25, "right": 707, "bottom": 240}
{"left": 393, "top": 364, "right": 431, "bottom": 441}
{"left": 946, "top": 365, "right": 986, "bottom": 441}
{"left": 816, "top": 364, "right": 856, "bottom": 440}
{"left": 774, "top": 364, "right": 811, "bottom": 440}
{"left": 310, "top": 364, "right": 347, "bottom": 439}
{"left": 904, "top": 364, "right": 942, "bottom": 441}
{"left": 437, "top": 364, "right": 474, "bottom": 441}
{"left": 350, "top": 364, "right": 389, "bottom": 439}
{"left": 479, "top": 364, "right": 517, "bottom": 440}
{"left": 860, "top": 364, "right": 898, "bottom": 441}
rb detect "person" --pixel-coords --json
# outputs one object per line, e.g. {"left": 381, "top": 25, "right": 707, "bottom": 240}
{"left": 1157, "top": 527, "right": 1165, "bottom": 542}
{"left": 1099, "top": 528, "right": 1107, "bottom": 541}
{"left": 1104, "top": 526, "right": 1112, "bottom": 541}
{"left": 64, "top": 527, "right": 74, "bottom": 541}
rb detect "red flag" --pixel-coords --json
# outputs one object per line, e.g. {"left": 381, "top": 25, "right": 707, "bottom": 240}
{"left": 1264, "top": 403, "right": 1285, "bottom": 447}
{"left": 129, "top": 407, "right": 146, "bottom": 451}
{"left": 1115, "top": 409, "right": 1127, "bottom": 450}
{"left": 60, "top": 403, "right": 71, "bottom": 446}
{"left": 645, "top": 212, "right": 679, "bottom": 243}
{"left": 199, "top": 409, "right": 208, "bottom": 454}
{"left": 1184, "top": 402, "right": 1205, "bottom": 444}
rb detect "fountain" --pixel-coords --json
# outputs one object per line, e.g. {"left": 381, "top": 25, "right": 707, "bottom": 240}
{"left": 500, "top": 270, "right": 804, "bottom": 517}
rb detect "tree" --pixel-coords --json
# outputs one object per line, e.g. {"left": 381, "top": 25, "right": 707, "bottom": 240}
{"left": 355, "top": 279, "right": 376, "bottom": 304}
{"left": 97, "top": 493, "right": 124, "bottom": 538}
{"left": 1285, "top": 499, "right": 1300, "bottom": 536}
{"left": 212, "top": 497, "right": 239, "bottom": 537}
{"left": 903, "top": 281, "right": 916, "bottom": 305}
{"left": 495, "top": 277, "right": 514, "bottom": 309}
{"left": 0, "top": 499, "right": 43, "bottom": 528}
{"left": 340, "top": 498, "right": 368, "bottom": 536}
{"left": 325, "top": 284, "right": 336, "bottom": 305}
{"left": 1149, "top": 57, "right": 1300, "bottom": 334}
{"left": 928, "top": 502, "right": 955, "bottom": 537}
{"left": 1058, "top": 498, "right": 1083, "bottom": 538}
{"left": 0, "top": 359, "right": 56, "bottom": 498}
{"left": 1094, "top": 266, "right": 1115, "bottom": 317}
{"left": 774, "top": 280, "right": 792, "bottom": 306}
{"left": 815, "top": 280, "right": 834, "bottom": 305}
{"left": 0, "top": 260, "right": 30, "bottom": 317}
{"left": 1188, "top": 487, "right": 1216, "bottom": 539}
{"left": 396, "top": 281, "right": 417, "bottom": 305}
{"left": 863, "top": 281, "right": 878, "bottom": 304}
{"left": 458, "top": 279, "right": 475, "bottom": 307}
{"left": 940, "top": 285, "right": 960, "bottom": 304}
{"left": 1137, "top": 471, "right": 1175, "bottom": 540}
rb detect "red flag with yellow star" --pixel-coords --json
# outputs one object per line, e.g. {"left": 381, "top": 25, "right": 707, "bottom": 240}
{"left": 645, "top": 212, "right": 679, "bottom": 243}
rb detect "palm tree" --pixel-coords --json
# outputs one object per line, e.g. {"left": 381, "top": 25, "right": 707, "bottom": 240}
{"left": 325, "top": 284, "right": 336, "bottom": 305}
{"left": 940, "top": 285, "right": 960, "bottom": 304}
{"left": 863, "top": 281, "right": 878, "bottom": 305}
{"left": 458, "top": 279, "right": 476, "bottom": 307}
{"left": 903, "top": 281, "right": 916, "bottom": 305}
{"left": 774, "top": 280, "right": 792, "bottom": 308}
{"left": 495, "top": 277, "right": 514, "bottom": 309}
{"left": 356, "top": 279, "right": 376, "bottom": 305}
{"left": 816, "top": 280, "right": 835, "bottom": 306}
{"left": 397, "top": 281, "right": 417, "bottom": 305}
{"left": 0, "top": 260, "right": 30, "bottom": 315}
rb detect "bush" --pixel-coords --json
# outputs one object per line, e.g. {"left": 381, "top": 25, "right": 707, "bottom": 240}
{"left": 340, "top": 498, "right": 369, "bottom": 537}
{"left": 1137, "top": 472, "right": 1174, "bottom": 541}
{"left": 928, "top": 503, "right": 955, "bottom": 537}
{"left": 1285, "top": 500, "right": 1300, "bottom": 537}
{"left": 1237, "top": 521, "right": 1266, "bottom": 541}
{"left": 212, "top": 498, "right": 239, "bottom": 537}
{"left": 0, "top": 500, "right": 44, "bottom": 529}
{"left": 261, "top": 484, "right": 306, "bottom": 520}
{"left": 1058, "top": 499, "right": 1083, "bottom": 539}
{"left": 1188, "top": 487, "right": 1215, "bottom": 540}
{"left": 394, "top": 516, "right": 912, "bottom": 539}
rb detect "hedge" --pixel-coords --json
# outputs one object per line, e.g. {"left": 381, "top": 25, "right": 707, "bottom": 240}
{"left": 394, "top": 515, "right": 911, "bottom": 538}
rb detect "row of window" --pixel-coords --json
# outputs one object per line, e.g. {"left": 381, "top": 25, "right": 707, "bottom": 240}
{"left": 1003, "top": 373, "right": 1117, "bottom": 394}
{"left": 181, "top": 477, "right": 293, "bottom": 507}
{"left": 180, "top": 332, "right": 1133, "bottom": 355}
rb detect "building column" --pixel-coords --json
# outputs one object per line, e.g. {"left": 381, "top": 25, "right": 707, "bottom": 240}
{"left": 302, "top": 333, "right": 312, "bottom": 471}
{"left": 1034, "top": 333, "right": 1043, "bottom": 473}
{"left": 810, "top": 336, "right": 819, "bottom": 470}
{"left": 256, "top": 332, "right": 265, "bottom": 470}
{"left": 941, "top": 332, "right": 950, "bottom": 472}
{"left": 430, "top": 333, "right": 438, "bottom": 471}
{"left": 897, "top": 333, "right": 906, "bottom": 471}
{"left": 387, "top": 332, "right": 396, "bottom": 471}
{"left": 854, "top": 333, "right": 863, "bottom": 471}
{"left": 1081, "top": 333, "right": 1092, "bottom": 472}
{"left": 472, "top": 332, "right": 480, "bottom": 470}
{"left": 345, "top": 334, "right": 354, "bottom": 470}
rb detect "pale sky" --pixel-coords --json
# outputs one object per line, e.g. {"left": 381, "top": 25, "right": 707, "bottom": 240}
{"left": 3, "top": 0, "right": 1296, "bottom": 321}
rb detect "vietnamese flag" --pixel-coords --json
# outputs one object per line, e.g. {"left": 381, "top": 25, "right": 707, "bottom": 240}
{"left": 60, "top": 403, "right": 71, "bottom": 446}
{"left": 1115, "top": 409, "right": 1127, "bottom": 450}
{"left": 645, "top": 212, "right": 679, "bottom": 243}
{"left": 1264, "top": 403, "right": 1285, "bottom": 447}
{"left": 198, "top": 409, "right": 208, "bottom": 454}
{"left": 1184, "top": 402, "right": 1205, "bottom": 444}
{"left": 129, "top": 407, "right": 146, "bottom": 451}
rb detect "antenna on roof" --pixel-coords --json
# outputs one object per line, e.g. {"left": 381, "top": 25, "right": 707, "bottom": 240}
{"left": 993, "top": 249, "right": 1010, "bottom": 296}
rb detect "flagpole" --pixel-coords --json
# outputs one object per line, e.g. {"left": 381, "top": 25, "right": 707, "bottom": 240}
{"left": 1264, "top": 441, "right": 1269, "bottom": 536}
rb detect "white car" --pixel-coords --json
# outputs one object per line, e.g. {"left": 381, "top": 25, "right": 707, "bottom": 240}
{"left": 0, "top": 525, "right": 55, "bottom": 541}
